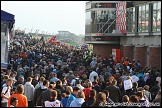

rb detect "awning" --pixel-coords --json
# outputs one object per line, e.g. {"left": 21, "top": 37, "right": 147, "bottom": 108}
{"left": 1, "top": 10, "right": 15, "bottom": 21}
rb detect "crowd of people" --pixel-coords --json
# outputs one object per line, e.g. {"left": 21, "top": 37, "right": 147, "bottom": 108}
{"left": 1, "top": 35, "right": 161, "bottom": 107}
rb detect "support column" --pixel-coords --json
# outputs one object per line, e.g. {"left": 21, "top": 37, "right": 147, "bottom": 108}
{"left": 134, "top": 46, "right": 147, "bottom": 67}
{"left": 149, "top": 46, "right": 161, "bottom": 69}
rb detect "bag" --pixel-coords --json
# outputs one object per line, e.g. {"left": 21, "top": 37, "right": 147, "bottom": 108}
{"left": 1, "top": 85, "right": 9, "bottom": 102}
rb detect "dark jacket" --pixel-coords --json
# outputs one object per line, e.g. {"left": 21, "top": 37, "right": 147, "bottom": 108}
{"left": 36, "top": 89, "right": 51, "bottom": 106}
{"left": 81, "top": 97, "right": 96, "bottom": 107}
{"left": 33, "top": 86, "right": 47, "bottom": 106}
{"left": 31, "top": 79, "right": 38, "bottom": 87}
{"left": 138, "top": 79, "right": 145, "bottom": 87}
{"left": 105, "top": 85, "right": 121, "bottom": 102}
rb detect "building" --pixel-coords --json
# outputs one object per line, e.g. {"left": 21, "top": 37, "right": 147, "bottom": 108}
{"left": 85, "top": 1, "right": 161, "bottom": 68}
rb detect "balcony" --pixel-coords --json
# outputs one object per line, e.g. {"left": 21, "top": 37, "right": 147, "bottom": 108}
{"left": 85, "top": 36, "right": 120, "bottom": 44}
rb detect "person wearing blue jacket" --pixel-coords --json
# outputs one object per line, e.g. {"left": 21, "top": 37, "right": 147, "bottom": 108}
{"left": 70, "top": 91, "right": 85, "bottom": 107}
{"left": 66, "top": 87, "right": 80, "bottom": 107}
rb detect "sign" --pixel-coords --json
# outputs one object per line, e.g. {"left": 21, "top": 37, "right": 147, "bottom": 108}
{"left": 116, "top": 1, "right": 127, "bottom": 34}
{"left": 124, "top": 79, "right": 132, "bottom": 90}
{"left": 94, "top": 3, "right": 116, "bottom": 8}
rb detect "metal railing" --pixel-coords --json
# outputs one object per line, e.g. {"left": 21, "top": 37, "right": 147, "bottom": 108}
{"left": 97, "top": 11, "right": 117, "bottom": 33}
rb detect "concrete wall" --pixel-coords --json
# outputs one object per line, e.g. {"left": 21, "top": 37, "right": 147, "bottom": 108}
{"left": 120, "top": 36, "right": 161, "bottom": 46}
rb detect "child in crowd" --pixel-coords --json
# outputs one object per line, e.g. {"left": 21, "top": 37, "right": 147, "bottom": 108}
{"left": 10, "top": 97, "right": 18, "bottom": 107}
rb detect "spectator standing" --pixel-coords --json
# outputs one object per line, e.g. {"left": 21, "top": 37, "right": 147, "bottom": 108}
{"left": 83, "top": 82, "right": 93, "bottom": 101}
{"left": 44, "top": 90, "right": 63, "bottom": 107}
{"left": 66, "top": 87, "right": 80, "bottom": 107}
{"left": 34, "top": 80, "right": 49, "bottom": 107}
{"left": 37, "top": 84, "right": 54, "bottom": 106}
{"left": 24, "top": 77, "right": 35, "bottom": 107}
{"left": 31, "top": 75, "right": 38, "bottom": 87}
{"left": 81, "top": 89, "right": 96, "bottom": 107}
{"left": 8, "top": 84, "right": 28, "bottom": 107}
{"left": 34, "top": 77, "right": 45, "bottom": 89}
{"left": 10, "top": 97, "right": 18, "bottom": 107}
{"left": 105, "top": 80, "right": 121, "bottom": 102}
{"left": 70, "top": 91, "right": 85, "bottom": 107}
{"left": 1, "top": 78, "right": 13, "bottom": 107}
{"left": 89, "top": 68, "right": 98, "bottom": 82}
{"left": 91, "top": 92, "right": 107, "bottom": 107}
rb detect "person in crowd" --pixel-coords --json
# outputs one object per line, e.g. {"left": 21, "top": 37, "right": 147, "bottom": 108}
{"left": 1, "top": 78, "right": 13, "bottom": 107}
{"left": 152, "top": 90, "right": 161, "bottom": 107}
{"left": 34, "top": 76, "right": 45, "bottom": 89}
{"left": 136, "top": 91, "right": 149, "bottom": 107}
{"left": 103, "top": 90, "right": 114, "bottom": 104}
{"left": 24, "top": 77, "right": 35, "bottom": 107}
{"left": 75, "top": 79, "right": 84, "bottom": 90}
{"left": 66, "top": 71, "right": 75, "bottom": 83}
{"left": 37, "top": 84, "right": 54, "bottom": 106}
{"left": 10, "top": 71, "right": 17, "bottom": 85}
{"left": 89, "top": 68, "right": 98, "bottom": 82}
{"left": 66, "top": 87, "right": 80, "bottom": 107}
{"left": 55, "top": 80, "right": 65, "bottom": 100}
{"left": 150, "top": 81, "right": 160, "bottom": 101}
{"left": 31, "top": 75, "right": 39, "bottom": 87}
{"left": 137, "top": 71, "right": 145, "bottom": 80}
{"left": 90, "top": 58, "right": 97, "bottom": 68}
{"left": 122, "top": 95, "right": 129, "bottom": 104}
{"left": 8, "top": 84, "right": 28, "bottom": 107}
{"left": 70, "top": 91, "right": 85, "bottom": 107}
{"left": 34, "top": 79, "right": 49, "bottom": 107}
{"left": 91, "top": 92, "right": 107, "bottom": 107}
{"left": 10, "top": 97, "right": 18, "bottom": 107}
{"left": 83, "top": 82, "right": 93, "bottom": 101}
{"left": 61, "top": 90, "right": 71, "bottom": 107}
{"left": 143, "top": 85, "right": 152, "bottom": 102}
{"left": 129, "top": 95, "right": 139, "bottom": 105}
{"left": 156, "top": 73, "right": 161, "bottom": 87}
{"left": 137, "top": 76, "right": 145, "bottom": 87}
{"left": 44, "top": 90, "right": 63, "bottom": 107}
{"left": 81, "top": 89, "right": 96, "bottom": 107}
{"left": 105, "top": 80, "right": 121, "bottom": 102}
{"left": 14, "top": 76, "right": 24, "bottom": 86}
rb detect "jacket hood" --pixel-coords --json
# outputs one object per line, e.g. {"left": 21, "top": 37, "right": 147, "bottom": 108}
{"left": 75, "top": 98, "right": 85, "bottom": 105}
{"left": 25, "top": 82, "right": 32, "bottom": 86}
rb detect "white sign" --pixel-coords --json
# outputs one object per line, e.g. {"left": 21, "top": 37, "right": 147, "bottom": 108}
{"left": 124, "top": 79, "right": 132, "bottom": 90}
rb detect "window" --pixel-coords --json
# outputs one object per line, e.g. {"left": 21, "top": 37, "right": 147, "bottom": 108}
{"left": 85, "top": 11, "right": 91, "bottom": 25}
{"left": 138, "top": 4, "right": 149, "bottom": 32}
{"left": 93, "top": 10, "right": 116, "bottom": 23}
{"left": 138, "top": 6, "right": 142, "bottom": 32}
{"left": 153, "top": 2, "right": 161, "bottom": 32}
{"left": 126, "top": 7, "right": 135, "bottom": 32}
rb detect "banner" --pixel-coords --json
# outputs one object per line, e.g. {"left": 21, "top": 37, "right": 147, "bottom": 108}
{"left": 124, "top": 79, "right": 132, "bottom": 90}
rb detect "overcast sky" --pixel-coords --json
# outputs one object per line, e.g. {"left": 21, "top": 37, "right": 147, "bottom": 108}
{"left": 1, "top": 1, "right": 86, "bottom": 35}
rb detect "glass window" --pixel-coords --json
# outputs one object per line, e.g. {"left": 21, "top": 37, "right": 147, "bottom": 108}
{"left": 126, "top": 8, "right": 135, "bottom": 33}
{"left": 157, "top": 2, "right": 161, "bottom": 31}
{"left": 145, "top": 4, "right": 149, "bottom": 32}
{"left": 138, "top": 6, "right": 142, "bottom": 32}
{"left": 153, "top": 2, "right": 157, "bottom": 32}
{"left": 85, "top": 11, "right": 91, "bottom": 25}
{"left": 138, "top": 4, "right": 149, "bottom": 32}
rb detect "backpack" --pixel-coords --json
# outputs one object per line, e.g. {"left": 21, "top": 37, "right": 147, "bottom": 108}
{"left": 1, "top": 85, "right": 9, "bottom": 101}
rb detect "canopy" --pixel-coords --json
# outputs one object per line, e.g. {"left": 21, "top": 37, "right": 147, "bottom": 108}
{"left": 1, "top": 10, "right": 15, "bottom": 21}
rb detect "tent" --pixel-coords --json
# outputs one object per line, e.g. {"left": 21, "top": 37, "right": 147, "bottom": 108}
{"left": 1, "top": 10, "right": 15, "bottom": 69}
{"left": 1, "top": 10, "right": 15, "bottom": 21}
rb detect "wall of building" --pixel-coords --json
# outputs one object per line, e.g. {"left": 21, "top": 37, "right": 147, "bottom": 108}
{"left": 93, "top": 44, "right": 120, "bottom": 58}
{"left": 120, "top": 36, "right": 161, "bottom": 46}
